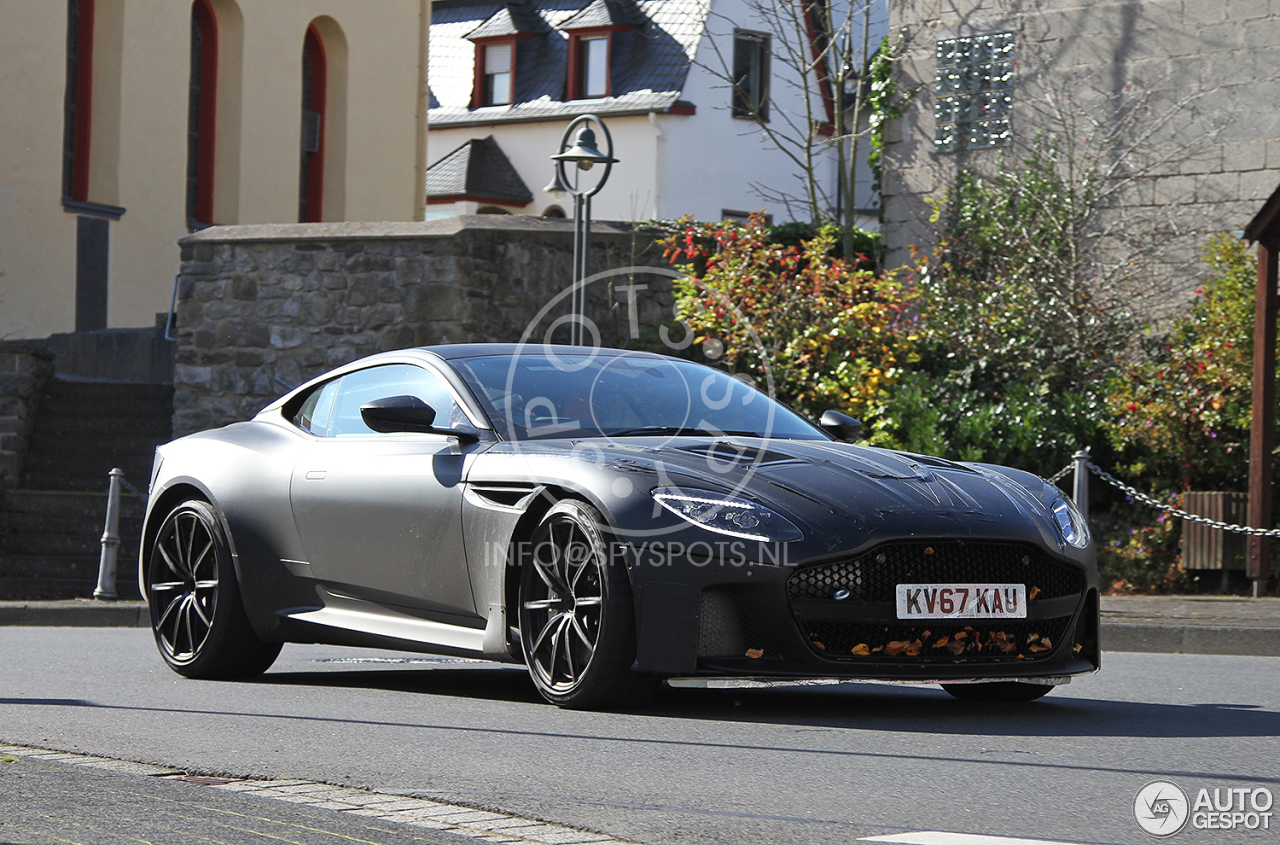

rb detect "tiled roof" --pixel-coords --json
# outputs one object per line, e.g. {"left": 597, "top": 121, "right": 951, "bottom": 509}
{"left": 429, "top": 0, "right": 712, "bottom": 127}
{"left": 466, "top": 3, "right": 549, "bottom": 39}
{"left": 425, "top": 135, "right": 534, "bottom": 204}
{"left": 560, "top": 0, "right": 646, "bottom": 30}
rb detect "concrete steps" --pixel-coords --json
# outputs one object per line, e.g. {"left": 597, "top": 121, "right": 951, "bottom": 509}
{"left": 0, "top": 380, "right": 171, "bottom": 599}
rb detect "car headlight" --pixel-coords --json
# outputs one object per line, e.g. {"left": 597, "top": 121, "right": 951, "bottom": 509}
{"left": 652, "top": 487, "right": 803, "bottom": 542}
{"left": 1050, "top": 496, "right": 1091, "bottom": 549}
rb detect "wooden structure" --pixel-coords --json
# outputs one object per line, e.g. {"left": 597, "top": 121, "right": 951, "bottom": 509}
{"left": 1182, "top": 492, "right": 1247, "bottom": 591}
{"left": 1242, "top": 187, "right": 1280, "bottom": 594}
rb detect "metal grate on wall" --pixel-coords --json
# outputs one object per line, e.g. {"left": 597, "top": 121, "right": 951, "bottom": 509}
{"left": 935, "top": 32, "right": 1014, "bottom": 153}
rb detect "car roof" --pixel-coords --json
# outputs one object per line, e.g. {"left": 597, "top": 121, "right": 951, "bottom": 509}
{"left": 422, "top": 343, "right": 672, "bottom": 362}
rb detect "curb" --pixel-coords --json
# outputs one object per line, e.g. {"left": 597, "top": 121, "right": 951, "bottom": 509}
{"left": 1101, "top": 622, "right": 1280, "bottom": 658}
{"left": 0, "top": 601, "right": 149, "bottom": 628}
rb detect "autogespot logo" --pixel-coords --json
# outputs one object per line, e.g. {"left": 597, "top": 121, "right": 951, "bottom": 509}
{"left": 1135, "top": 781, "right": 1190, "bottom": 837}
{"left": 1135, "top": 780, "right": 1275, "bottom": 837}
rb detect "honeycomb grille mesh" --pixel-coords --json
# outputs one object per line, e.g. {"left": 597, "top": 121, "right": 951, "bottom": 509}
{"left": 787, "top": 541, "right": 1083, "bottom": 603}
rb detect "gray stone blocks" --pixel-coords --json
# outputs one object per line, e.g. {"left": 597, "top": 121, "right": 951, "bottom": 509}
{"left": 0, "top": 346, "right": 55, "bottom": 489}
{"left": 171, "top": 218, "right": 674, "bottom": 436}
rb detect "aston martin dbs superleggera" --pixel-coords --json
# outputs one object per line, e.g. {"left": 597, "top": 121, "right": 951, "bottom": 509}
{"left": 140, "top": 344, "right": 1099, "bottom": 708}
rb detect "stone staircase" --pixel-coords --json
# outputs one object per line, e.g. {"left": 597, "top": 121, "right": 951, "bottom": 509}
{"left": 0, "top": 380, "right": 173, "bottom": 598}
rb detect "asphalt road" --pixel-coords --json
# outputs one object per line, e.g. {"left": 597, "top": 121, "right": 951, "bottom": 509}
{"left": 1, "top": 627, "right": 1277, "bottom": 845}
{"left": 0, "top": 755, "right": 481, "bottom": 845}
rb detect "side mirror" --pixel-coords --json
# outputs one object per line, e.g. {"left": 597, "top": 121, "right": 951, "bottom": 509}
{"left": 819, "top": 410, "right": 862, "bottom": 443}
{"left": 360, "top": 395, "right": 438, "bottom": 433}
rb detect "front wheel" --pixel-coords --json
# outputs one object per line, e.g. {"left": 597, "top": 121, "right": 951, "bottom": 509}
{"left": 146, "top": 499, "right": 281, "bottom": 680}
{"left": 941, "top": 682, "right": 1054, "bottom": 702}
{"left": 517, "top": 500, "right": 653, "bottom": 709}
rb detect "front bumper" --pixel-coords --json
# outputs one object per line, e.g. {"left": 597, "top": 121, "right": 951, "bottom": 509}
{"left": 627, "top": 538, "right": 1101, "bottom": 682}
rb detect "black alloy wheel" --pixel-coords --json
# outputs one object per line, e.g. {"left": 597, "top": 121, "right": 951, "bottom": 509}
{"left": 147, "top": 499, "right": 281, "bottom": 679}
{"left": 518, "top": 500, "right": 653, "bottom": 709}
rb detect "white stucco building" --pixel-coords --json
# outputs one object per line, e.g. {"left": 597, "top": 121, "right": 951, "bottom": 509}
{"left": 425, "top": 0, "right": 888, "bottom": 226}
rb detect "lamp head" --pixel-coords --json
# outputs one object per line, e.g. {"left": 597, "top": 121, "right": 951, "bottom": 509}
{"left": 542, "top": 169, "right": 569, "bottom": 198}
{"left": 551, "top": 125, "right": 617, "bottom": 171}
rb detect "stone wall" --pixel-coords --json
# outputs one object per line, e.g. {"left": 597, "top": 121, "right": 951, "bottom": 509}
{"left": 0, "top": 344, "right": 55, "bottom": 489}
{"left": 174, "top": 216, "right": 678, "bottom": 436}
{"left": 882, "top": 0, "right": 1280, "bottom": 305}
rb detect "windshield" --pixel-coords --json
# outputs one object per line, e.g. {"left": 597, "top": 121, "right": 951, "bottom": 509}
{"left": 452, "top": 351, "right": 827, "bottom": 442}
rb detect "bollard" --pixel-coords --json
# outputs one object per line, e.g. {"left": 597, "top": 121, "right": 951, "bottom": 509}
{"left": 94, "top": 468, "right": 125, "bottom": 601}
{"left": 1072, "top": 449, "right": 1090, "bottom": 523}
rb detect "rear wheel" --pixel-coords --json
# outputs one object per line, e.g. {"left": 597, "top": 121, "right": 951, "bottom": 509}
{"left": 146, "top": 499, "right": 281, "bottom": 679}
{"left": 941, "top": 682, "right": 1054, "bottom": 702}
{"left": 517, "top": 500, "right": 653, "bottom": 709}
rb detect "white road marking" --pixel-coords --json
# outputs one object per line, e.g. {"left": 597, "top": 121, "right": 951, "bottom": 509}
{"left": 862, "top": 833, "right": 1089, "bottom": 845}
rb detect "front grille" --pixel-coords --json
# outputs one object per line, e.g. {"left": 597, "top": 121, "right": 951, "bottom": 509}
{"left": 787, "top": 541, "right": 1084, "bottom": 603}
{"left": 800, "top": 617, "right": 1074, "bottom": 662}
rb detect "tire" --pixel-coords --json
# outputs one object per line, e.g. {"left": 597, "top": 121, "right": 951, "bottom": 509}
{"left": 145, "top": 499, "right": 282, "bottom": 680}
{"left": 941, "top": 682, "right": 1054, "bottom": 702}
{"left": 517, "top": 500, "right": 653, "bottom": 709}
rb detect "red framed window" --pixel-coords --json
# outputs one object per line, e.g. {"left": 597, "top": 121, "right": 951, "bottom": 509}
{"left": 471, "top": 38, "right": 515, "bottom": 108}
{"left": 186, "top": 0, "right": 218, "bottom": 226}
{"left": 62, "top": 0, "right": 95, "bottom": 202}
{"left": 566, "top": 31, "right": 612, "bottom": 100}
{"left": 300, "top": 25, "right": 327, "bottom": 222}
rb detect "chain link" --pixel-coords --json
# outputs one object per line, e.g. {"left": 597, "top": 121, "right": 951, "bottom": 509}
{"left": 116, "top": 474, "right": 145, "bottom": 499}
{"left": 1046, "top": 464, "right": 1073, "bottom": 486}
{"left": 1084, "top": 461, "right": 1280, "bottom": 537}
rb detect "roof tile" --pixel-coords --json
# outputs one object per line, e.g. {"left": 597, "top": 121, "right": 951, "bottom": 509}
{"left": 429, "top": 0, "right": 712, "bottom": 127}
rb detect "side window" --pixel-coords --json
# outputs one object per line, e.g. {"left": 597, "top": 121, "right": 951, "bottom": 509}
{"left": 327, "top": 364, "right": 463, "bottom": 438}
{"left": 292, "top": 379, "right": 339, "bottom": 435}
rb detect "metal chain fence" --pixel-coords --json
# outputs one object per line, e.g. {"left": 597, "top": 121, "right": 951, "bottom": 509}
{"left": 1046, "top": 464, "right": 1072, "bottom": 486}
{"left": 1048, "top": 457, "right": 1280, "bottom": 538}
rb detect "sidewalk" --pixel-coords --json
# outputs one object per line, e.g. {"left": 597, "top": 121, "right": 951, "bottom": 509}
{"left": 1, "top": 595, "right": 1278, "bottom": 657}
{"left": 1099, "top": 595, "right": 1280, "bottom": 657}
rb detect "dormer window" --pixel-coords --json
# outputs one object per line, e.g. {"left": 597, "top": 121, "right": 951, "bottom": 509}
{"left": 465, "top": 4, "right": 546, "bottom": 110}
{"left": 575, "top": 34, "right": 609, "bottom": 99}
{"left": 559, "top": 0, "right": 642, "bottom": 102}
{"left": 472, "top": 38, "right": 516, "bottom": 108}
{"left": 483, "top": 42, "right": 513, "bottom": 105}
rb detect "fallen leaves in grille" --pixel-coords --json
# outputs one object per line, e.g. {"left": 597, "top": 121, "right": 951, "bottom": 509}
{"left": 847, "top": 625, "right": 1057, "bottom": 659}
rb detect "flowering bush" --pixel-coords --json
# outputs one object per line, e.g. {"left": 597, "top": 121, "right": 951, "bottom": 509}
{"left": 1103, "top": 234, "right": 1257, "bottom": 492}
{"left": 658, "top": 214, "right": 920, "bottom": 424}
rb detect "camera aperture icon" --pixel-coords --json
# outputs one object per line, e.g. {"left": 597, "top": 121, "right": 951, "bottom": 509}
{"left": 1135, "top": 781, "right": 1190, "bottom": 837}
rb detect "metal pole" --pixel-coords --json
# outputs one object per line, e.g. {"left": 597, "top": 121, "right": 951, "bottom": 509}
{"left": 569, "top": 192, "right": 582, "bottom": 346}
{"left": 94, "top": 467, "right": 124, "bottom": 600}
{"left": 580, "top": 192, "right": 592, "bottom": 346}
{"left": 1072, "top": 449, "right": 1090, "bottom": 524}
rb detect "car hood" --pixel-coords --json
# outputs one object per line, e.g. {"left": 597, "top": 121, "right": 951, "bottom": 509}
{"left": 472, "top": 437, "right": 1073, "bottom": 557}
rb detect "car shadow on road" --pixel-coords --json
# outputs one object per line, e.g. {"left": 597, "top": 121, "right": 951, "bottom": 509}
{"left": 246, "top": 664, "right": 1280, "bottom": 740}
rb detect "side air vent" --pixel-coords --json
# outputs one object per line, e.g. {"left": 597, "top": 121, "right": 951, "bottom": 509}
{"left": 468, "top": 484, "right": 538, "bottom": 508}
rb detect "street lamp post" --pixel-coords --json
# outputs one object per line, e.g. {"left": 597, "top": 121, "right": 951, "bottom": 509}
{"left": 549, "top": 114, "right": 617, "bottom": 346}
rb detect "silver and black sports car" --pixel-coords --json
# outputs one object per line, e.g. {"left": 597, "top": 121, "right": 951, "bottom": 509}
{"left": 140, "top": 344, "right": 1099, "bottom": 708}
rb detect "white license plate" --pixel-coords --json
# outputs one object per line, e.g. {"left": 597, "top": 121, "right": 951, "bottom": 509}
{"left": 895, "top": 583, "right": 1027, "bottom": 620}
